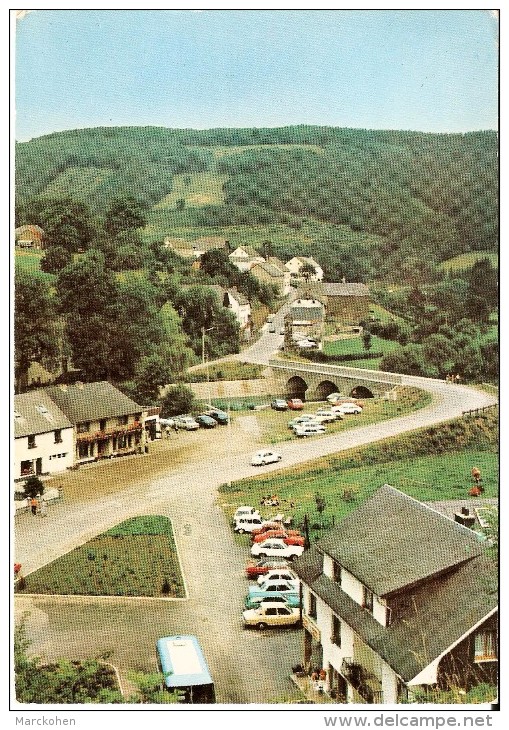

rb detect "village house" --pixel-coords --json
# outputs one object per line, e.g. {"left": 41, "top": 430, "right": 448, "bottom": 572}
{"left": 250, "top": 260, "right": 289, "bottom": 297}
{"left": 15, "top": 224, "right": 45, "bottom": 250}
{"left": 46, "top": 381, "right": 146, "bottom": 464}
{"left": 164, "top": 235, "right": 228, "bottom": 259}
{"left": 289, "top": 297, "right": 325, "bottom": 341}
{"left": 14, "top": 390, "right": 74, "bottom": 480}
{"left": 285, "top": 256, "right": 324, "bottom": 283}
{"left": 303, "top": 282, "right": 370, "bottom": 327}
{"left": 267, "top": 257, "right": 292, "bottom": 295}
{"left": 209, "top": 285, "right": 253, "bottom": 340}
{"left": 292, "top": 485, "right": 498, "bottom": 704}
{"left": 228, "top": 245, "right": 265, "bottom": 272}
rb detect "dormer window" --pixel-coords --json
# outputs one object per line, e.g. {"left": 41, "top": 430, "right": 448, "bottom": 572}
{"left": 362, "top": 586, "right": 373, "bottom": 613}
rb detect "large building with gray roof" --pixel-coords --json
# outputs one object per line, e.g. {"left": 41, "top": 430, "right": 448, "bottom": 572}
{"left": 292, "top": 485, "right": 498, "bottom": 704}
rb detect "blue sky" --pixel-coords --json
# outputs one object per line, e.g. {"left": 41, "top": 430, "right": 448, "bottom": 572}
{"left": 15, "top": 9, "right": 498, "bottom": 141}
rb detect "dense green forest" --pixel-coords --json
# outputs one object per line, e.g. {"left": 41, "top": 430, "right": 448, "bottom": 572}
{"left": 15, "top": 125, "right": 498, "bottom": 396}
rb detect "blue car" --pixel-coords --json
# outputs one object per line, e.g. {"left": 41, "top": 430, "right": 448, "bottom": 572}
{"left": 205, "top": 408, "right": 230, "bottom": 425}
{"left": 245, "top": 579, "right": 301, "bottom": 610}
{"left": 195, "top": 414, "right": 218, "bottom": 429}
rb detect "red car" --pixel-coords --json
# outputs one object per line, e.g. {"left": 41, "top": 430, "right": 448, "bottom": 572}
{"left": 246, "top": 558, "right": 290, "bottom": 579}
{"left": 251, "top": 522, "right": 301, "bottom": 538}
{"left": 287, "top": 398, "right": 304, "bottom": 410}
{"left": 252, "top": 530, "right": 305, "bottom": 546}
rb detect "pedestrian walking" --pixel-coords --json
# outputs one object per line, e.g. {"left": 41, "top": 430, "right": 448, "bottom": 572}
{"left": 39, "top": 500, "right": 47, "bottom": 517}
{"left": 30, "top": 497, "right": 38, "bottom": 516}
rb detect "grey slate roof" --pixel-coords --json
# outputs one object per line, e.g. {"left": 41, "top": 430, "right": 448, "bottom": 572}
{"left": 267, "top": 257, "right": 287, "bottom": 272}
{"left": 292, "top": 489, "right": 498, "bottom": 682}
{"left": 14, "top": 390, "right": 73, "bottom": 438}
{"left": 45, "top": 382, "right": 143, "bottom": 424}
{"left": 318, "top": 485, "right": 484, "bottom": 596}
{"left": 230, "top": 245, "right": 261, "bottom": 259}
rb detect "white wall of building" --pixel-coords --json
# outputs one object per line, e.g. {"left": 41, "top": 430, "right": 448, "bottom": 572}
{"left": 14, "top": 427, "right": 74, "bottom": 479}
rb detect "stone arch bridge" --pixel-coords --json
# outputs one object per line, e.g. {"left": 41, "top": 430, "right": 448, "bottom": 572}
{"left": 268, "top": 358, "right": 403, "bottom": 401}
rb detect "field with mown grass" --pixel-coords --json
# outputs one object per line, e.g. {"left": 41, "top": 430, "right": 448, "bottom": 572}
{"left": 439, "top": 251, "right": 498, "bottom": 273}
{"left": 323, "top": 334, "right": 399, "bottom": 358}
{"left": 17, "top": 516, "right": 185, "bottom": 598}
{"left": 219, "top": 410, "right": 498, "bottom": 541}
{"left": 15, "top": 250, "right": 53, "bottom": 282}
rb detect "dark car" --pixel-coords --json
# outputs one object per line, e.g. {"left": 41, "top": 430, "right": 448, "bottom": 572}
{"left": 205, "top": 408, "right": 230, "bottom": 425}
{"left": 195, "top": 414, "right": 218, "bottom": 429}
{"left": 271, "top": 399, "right": 288, "bottom": 411}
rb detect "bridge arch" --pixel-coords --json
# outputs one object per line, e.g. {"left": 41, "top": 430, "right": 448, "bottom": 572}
{"left": 315, "top": 380, "right": 339, "bottom": 401}
{"left": 286, "top": 376, "right": 308, "bottom": 400}
{"left": 349, "top": 385, "right": 375, "bottom": 399}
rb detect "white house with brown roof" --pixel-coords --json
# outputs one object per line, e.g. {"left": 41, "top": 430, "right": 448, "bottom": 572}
{"left": 14, "top": 390, "right": 74, "bottom": 480}
{"left": 46, "top": 382, "right": 145, "bottom": 464}
{"left": 229, "top": 245, "right": 265, "bottom": 272}
{"left": 293, "top": 485, "right": 498, "bottom": 704}
{"left": 15, "top": 224, "right": 45, "bottom": 250}
{"left": 285, "top": 256, "right": 324, "bottom": 282}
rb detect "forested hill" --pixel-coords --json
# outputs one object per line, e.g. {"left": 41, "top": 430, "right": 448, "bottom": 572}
{"left": 15, "top": 125, "right": 498, "bottom": 282}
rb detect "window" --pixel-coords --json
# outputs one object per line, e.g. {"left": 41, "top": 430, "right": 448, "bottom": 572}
{"left": 99, "top": 419, "right": 107, "bottom": 432}
{"left": 333, "top": 561, "right": 342, "bottom": 584}
{"left": 54, "top": 429, "right": 62, "bottom": 444}
{"left": 28, "top": 435, "right": 36, "bottom": 449}
{"left": 265, "top": 608, "right": 278, "bottom": 616}
{"left": 117, "top": 415, "right": 128, "bottom": 426}
{"left": 474, "top": 630, "right": 497, "bottom": 662}
{"left": 309, "top": 592, "right": 317, "bottom": 619}
{"left": 363, "top": 586, "right": 373, "bottom": 613}
{"left": 77, "top": 422, "right": 90, "bottom": 433}
{"left": 332, "top": 615, "right": 341, "bottom": 647}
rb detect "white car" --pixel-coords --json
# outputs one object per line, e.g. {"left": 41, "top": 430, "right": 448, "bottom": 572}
{"left": 257, "top": 569, "right": 299, "bottom": 586}
{"left": 314, "top": 409, "right": 337, "bottom": 423}
{"left": 251, "top": 538, "right": 304, "bottom": 560}
{"left": 234, "top": 515, "right": 265, "bottom": 533}
{"left": 174, "top": 415, "right": 200, "bottom": 430}
{"left": 333, "top": 403, "right": 362, "bottom": 415}
{"left": 288, "top": 415, "right": 319, "bottom": 429}
{"left": 294, "top": 423, "right": 326, "bottom": 437}
{"left": 242, "top": 602, "right": 300, "bottom": 629}
{"left": 251, "top": 449, "right": 283, "bottom": 467}
{"left": 233, "top": 506, "right": 261, "bottom": 524}
{"left": 326, "top": 392, "right": 343, "bottom": 403}
{"left": 296, "top": 339, "right": 317, "bottom": 349}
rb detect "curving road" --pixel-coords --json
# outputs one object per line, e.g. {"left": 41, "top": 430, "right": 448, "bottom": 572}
{"left": 14, "top": 314, "right": 497, "bottom": 704}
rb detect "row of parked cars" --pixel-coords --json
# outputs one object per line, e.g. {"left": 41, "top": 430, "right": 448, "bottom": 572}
{"left": 232, "top": 506, "right": 305, "bottom": 629}
{"left": 160, "top": 407, "right": 230, "bottom": 431}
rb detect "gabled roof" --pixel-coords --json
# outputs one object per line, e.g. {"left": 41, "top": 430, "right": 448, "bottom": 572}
{"left": 45, "top": 382, "right": 143, "bottom": 424}
{"left": 230, "top": 245, "right": 262, "bottom": 259}
{"left": 267, "top": 257, "right": 287, "bottom": 272}
{"left": 194, "top": 236, "right": 228, "bottom": 249}
{"left": 317, "top": 485, "right": 484, "bottom": 597}
{"left": 15, "top": 224, "right": 44, "bottom": 240}
{"left": 251, "top": 261, "right": 285, "bottom": 278}
{"left": 227, "top": 289, "right": 250, "bottom": 306}
{"left": 14, "top": 390, "right": 73, "bottom": 438}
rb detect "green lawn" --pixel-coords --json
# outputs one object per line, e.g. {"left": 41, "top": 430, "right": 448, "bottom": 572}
{"left": 14, "top": 250, "right": 54, "bottom": 283}
{"left": 323, "top": 335, "right": 399, "bottom": 358}
{"left": 18, "top": 516, "right": 185, "bottom": 598}
{"left": 220, "top": 449, "right": 497, "bottom": 542}
{"left": 439, "top": 251, "right": 498, "bottom": 273}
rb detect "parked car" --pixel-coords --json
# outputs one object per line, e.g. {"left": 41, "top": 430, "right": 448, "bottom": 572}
{"left": 257, "top": 569, "right": 299, "bottom": 586}
{"left": 296, "top": 339, "right": 318, "bottom": 349}
{"left": 251, "top": 522, "right": 301, "bottom": 538}
{"left": 245, "top": 583, "right": 301, "bottom": 610}
{"left": 314, "top": 409, "right": 337, "bottom": 423}
{"left": 252, "top": 530, "right": 305, "bottom": 546}
{"left": 288, "top": 415, "right": 318, "bottom": 429}
{"left": 245, "top": 558, "right": 290, "bottom": 579}
{"left": 205, "top": 408, "right": 230, "bottom": 425}
{"left": 251, "top": 449, "right": 283, "bottom": 467}
{"left": 287, "top": 398, "right": 304, "bottom": 410}
{"left": 251, "top": 538, "right": 304, "bottom": 560}
{"left": 327, "top": 393, "right": 364, "bottom": 407}
{"left": 242, "top": 602, "right": 300, "bottom": 629}
{"left": 271, "top": 399, "right": 289, "bottom": 411}
{"left": 294, "top": 423, "right": 326, "bottom": 437}
{"left": 333, "top": 403, "right": 363, "bottom": 415}
{"left": 159, "top": 418, "right": 175, "bottom": 428}
{"left": 234, "top": 515, "right": 265, "bottom": 534}
{"left": 233, "top": 506, "right": 261, "bottom": 525}
{"left": 268, "top": 324, "right": 276, "bottom": 333}
{"left": 195, "top": 414, "right": 218, "bottom": 429}
{"left": 174, "top": 415, "right": 200, "bottom": 431}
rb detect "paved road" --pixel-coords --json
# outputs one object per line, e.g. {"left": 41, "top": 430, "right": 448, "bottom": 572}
{"left": 14, "top": 311, "right": 497, "bottom": 704}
